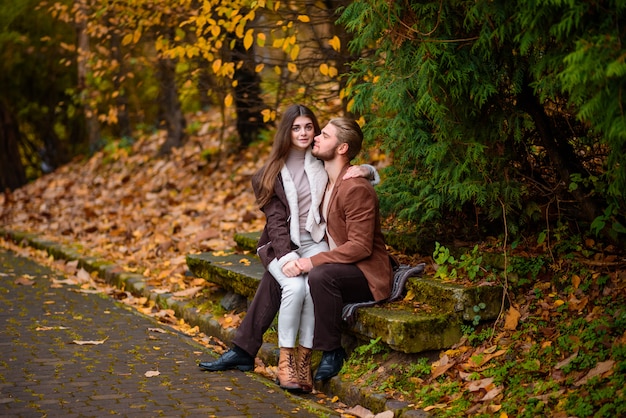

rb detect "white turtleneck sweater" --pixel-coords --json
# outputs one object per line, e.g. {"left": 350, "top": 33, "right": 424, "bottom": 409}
{"left": 285, "top": 149, "right": 312, "bottom": 236}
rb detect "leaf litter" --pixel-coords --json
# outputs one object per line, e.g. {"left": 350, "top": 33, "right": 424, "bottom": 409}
{"left": 1, "top": 111, "right": 624, "bottom": 416}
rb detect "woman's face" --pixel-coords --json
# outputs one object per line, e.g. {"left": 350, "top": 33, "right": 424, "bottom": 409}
{"left": 290, "top": 116, "right": 315, "bottom": 151}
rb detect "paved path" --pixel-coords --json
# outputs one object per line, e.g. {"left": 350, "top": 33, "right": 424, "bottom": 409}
{"left": 0, "top": 250, "right": 334, "bottom": 417}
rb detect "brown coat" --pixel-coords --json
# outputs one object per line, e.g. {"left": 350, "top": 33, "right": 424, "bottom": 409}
{"left": 310, "top": 164, "right": 393, "bottom": 301}
{"left": 251, "top": 170, "right": 294, "bottom": 268}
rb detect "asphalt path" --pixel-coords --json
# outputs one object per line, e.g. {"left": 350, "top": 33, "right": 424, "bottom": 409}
{"left": 0, "top": 249, "right": 334, "bottom": 417}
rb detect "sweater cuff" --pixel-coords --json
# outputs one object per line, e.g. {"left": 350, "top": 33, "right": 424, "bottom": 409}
{"left": 362, "top": 164, "right": 380, "bottom": 186}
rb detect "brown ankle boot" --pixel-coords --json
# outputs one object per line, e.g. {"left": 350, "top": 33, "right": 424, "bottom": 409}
{"left": 296, "top": 345, "right": 313, "bottom": 393}
{"left": 277, "top": 347, "right": 301, "bottom": 392}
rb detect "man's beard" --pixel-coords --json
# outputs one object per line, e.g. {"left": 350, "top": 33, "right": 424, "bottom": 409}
{"left": 312, "top": 145, "right": 337, "bottom": 161}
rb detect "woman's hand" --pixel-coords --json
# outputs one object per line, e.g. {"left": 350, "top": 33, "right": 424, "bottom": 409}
{"left": 282, "top": 260, "right": 302, "bottom": 277}
{"left": 295, "top": 258, "right": 313, "bottom": 274}
{"left": 343, "top": 165, "right": 373, "bottom": 180}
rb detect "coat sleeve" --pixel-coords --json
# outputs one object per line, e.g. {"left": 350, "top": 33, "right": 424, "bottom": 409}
{"left": 310, "top": 179, "right": 377, "bottom": 265}
{"left": 252, "top": 171, "right": 294, "bottom": 262}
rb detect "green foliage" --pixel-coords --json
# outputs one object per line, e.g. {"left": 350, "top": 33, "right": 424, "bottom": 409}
{"left": 509, "top": 254, "right": 547, "bottom": 286}
{"left": 342, "top": 337, "right": 389, "bottom": 381}
{"left": 432, "top": 242, "right": 490, "bottom": 282}
{"left": 353, "top": 336, "right": 389, "bottom": 357}
{"left": 0, "top": 0, "right": 81, "bottom": 178}
{"left": 463, "top": 325, "right": 494, "bottom": 346}
{"left": 339, "top": 0, "right": 626, "bottom": 243}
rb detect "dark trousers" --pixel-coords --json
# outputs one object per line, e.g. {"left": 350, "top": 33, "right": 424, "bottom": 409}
{"left": 232, "top": 270, "right": 281, "bottom": 357}
{"left": 308, "top": 263, "right": 373, "bottom": 351}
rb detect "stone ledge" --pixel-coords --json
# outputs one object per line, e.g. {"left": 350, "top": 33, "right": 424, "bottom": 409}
{"left": 186, "top": 250, "right": 503, "bottom": 354}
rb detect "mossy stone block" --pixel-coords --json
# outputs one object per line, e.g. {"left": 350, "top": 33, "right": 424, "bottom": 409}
{"left": 186, "top": 252, "right": 264, "bottom": 299}
{"left": 233, "top": 232, "right": 260, "bottom": 252}
{"left": 348, "top": 305, "right": 462, "bottom": 354}
{"left": 406, "top": 277, "right": 503, "bottom": 322}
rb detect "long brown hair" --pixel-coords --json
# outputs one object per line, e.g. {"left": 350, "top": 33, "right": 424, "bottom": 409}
{"left": 256, "top": 104, "right": 321, "bottom": 208}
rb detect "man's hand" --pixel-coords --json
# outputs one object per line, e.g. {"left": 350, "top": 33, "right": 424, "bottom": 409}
{"left": 295, "top": 258, "right": 313, "bottom": 273}
{"left": 343, "top": 165, "right": 373, "bottom": 180}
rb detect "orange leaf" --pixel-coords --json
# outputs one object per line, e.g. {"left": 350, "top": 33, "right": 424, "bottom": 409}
{"left": 503, "top": 306, "right": 520, "bottom": 330}
{"left": 572, "top": 274, "right": 581, "bottom": 289}
{"left": 243, "top": 29, "right": 254, "bottom": 50}
{"left": 15, "top": 275, "right": 35, "bottom": 286}
{"left": 328, "top": 35, "right": 341, "bottom": 52}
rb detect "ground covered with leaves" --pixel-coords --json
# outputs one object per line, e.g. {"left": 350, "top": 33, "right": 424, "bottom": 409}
{"left": 1, "top": 113, "right": 625, "bottom": 417}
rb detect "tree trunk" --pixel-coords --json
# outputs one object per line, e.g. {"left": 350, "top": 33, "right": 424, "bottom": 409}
{"left": 109, "top": 28, "right": 132, "bottom": 139}
{"left": 0, "top": 101, "right": 27, "bottom": 191}
{"left": 37, "top": 116, "right": 69, "bottom": 173}
{"left": 156, "top": 56, "right": 186, "bottom": 155}
{"left": 76, "top": 0, "right": 101, "bottom": 152}
{"left": 230, "top": 24, "right": 268, "bottom": 150}
{"left": 518, "top": 79, "right": 598, "bottom": 223}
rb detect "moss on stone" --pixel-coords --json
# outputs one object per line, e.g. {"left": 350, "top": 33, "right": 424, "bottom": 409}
{"left": 233, "top": 232, "right": 260, "bottom": 252}
{"left": 349, "top": 305, "right": 462, "bottom": 354}
{"left": 406, "top": 277, "right": 503, "bottom": 322}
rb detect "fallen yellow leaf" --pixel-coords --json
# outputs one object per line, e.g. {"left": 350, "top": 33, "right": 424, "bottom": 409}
{"left": 503, "top": 306, "right": 520, "bottom": 330}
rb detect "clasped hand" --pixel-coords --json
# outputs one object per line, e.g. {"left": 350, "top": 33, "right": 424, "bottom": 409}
{"left": 281, "top": 258, "right": 313, "bottom": 277}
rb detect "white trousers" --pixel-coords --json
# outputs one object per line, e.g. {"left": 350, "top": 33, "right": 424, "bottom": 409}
{"left": 268, "top": 233, "right": 329, "bottom": 349}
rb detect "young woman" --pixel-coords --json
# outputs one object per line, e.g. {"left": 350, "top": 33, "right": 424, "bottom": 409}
{"left": 252, "top": 104, "right": 376, "bottom": 393}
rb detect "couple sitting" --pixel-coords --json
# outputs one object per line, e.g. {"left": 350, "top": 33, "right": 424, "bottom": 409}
{"left": 199, "top": 105, "right": 393, "bottom": 393}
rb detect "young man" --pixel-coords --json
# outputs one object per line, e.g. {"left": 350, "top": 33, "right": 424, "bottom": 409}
{"left": 290, "top": 118, "right": 393, "bottom": 380}
{"left": 200, "top": 117, "right": 392, "bottom": 383}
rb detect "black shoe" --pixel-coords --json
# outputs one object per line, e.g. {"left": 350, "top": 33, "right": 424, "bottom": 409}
{"left": 199, "top": 347, "right": 254, "bottom": 372}
{"left": 313, "top": 348, "right": 346, "bottom": 381}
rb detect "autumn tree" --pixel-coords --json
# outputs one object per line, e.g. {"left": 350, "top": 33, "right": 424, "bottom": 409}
{"left": 167, "top": 0, "right": 354, "bottom": 131}
{"left": 0, "top": 0, "right": 79, "bottom": 190}
{"left": 340, "top": 0, "right": 626, "bottom": 245}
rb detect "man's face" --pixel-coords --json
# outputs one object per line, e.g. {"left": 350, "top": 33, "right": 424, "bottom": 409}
{"left": 312, "top": 123, "right": 339, "bottom": 161}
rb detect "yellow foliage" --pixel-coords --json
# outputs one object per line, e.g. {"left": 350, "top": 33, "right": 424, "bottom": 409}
{"left": 186, "top": 47, "right": 198, "bottom": 58}
{"left": 262, "top": 108, "right": 276, "bottom": 123}
{"left": 346, "top": 98, "right": 355, "bottom": 112}
{"left": 297, "top": 15, "right": 310, "bottom": 23}
{"left": 329, "top": 35, "right": 341, "bottom": 52}
{"left": 224, "top": 93, "right": 233, "bottom": 107}
{"left": 319, "top": 63, "right": 329, "bottom": 76}
{"left": 244, "top": 28, "right": 254, "bottom": 50}
{"left": 133, "top": 29, "right": 142, "bottom": 44}
{"left": 255, "top": 63, "right": 265, "bottom": 73}
{"left": 212, "top": 59, "right": 222, "bottom": 74}
{"left": 235, "top": 22, "right": 245, "bottom": 38}
{"left": 121, "top": 33, "right": 133, "bottom": 46}
{"left": 256, "top": 32, "right": 266, "bottom": 47}
{"left": 290, "top": 44, "right": 300, "bottom": 60}
{"left": 287, "top": 62, "right": 297, "bottom": 73}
